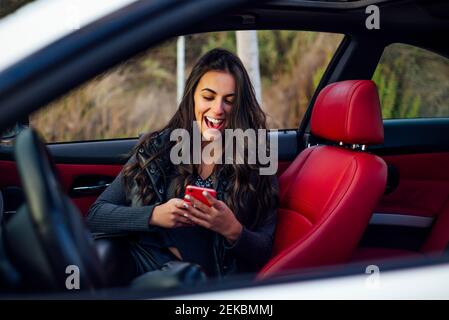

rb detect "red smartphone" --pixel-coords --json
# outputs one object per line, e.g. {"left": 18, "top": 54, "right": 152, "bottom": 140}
{"left": 185, "top": 185, "right": 217, "bottom": 207}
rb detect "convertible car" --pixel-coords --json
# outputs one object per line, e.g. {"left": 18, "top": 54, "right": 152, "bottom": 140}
{"left": 0, "top": 0, "right": 448, "bottom": 299}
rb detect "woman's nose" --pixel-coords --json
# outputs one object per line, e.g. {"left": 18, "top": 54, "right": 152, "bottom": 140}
{"left": 211, "top": 98, "right": 225, "bottom": 115}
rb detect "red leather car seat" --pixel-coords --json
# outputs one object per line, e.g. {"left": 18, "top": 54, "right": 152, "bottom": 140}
{"left": 258, "top": 80, "right": 388, "bottom": 279}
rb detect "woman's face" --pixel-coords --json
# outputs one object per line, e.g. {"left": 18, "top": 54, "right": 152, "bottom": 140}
{"left": 193, "top": 70, "right": 235, "bottom": 141}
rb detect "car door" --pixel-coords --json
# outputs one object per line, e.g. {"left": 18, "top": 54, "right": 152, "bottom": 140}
{"left": 358, "top": 43, "right": 449, "bottom": 254}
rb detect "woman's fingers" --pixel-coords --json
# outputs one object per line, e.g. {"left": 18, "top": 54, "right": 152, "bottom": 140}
{"left": 173, "top": 210, "right": 195, "bottom": 226}
{"left": 183, "top": 201, "right": 210, "bottom": 221}
{"left": 187, "top": 214, "right": 211, "bottom": 229}
{"left": 184, "top": 194, "right": 210, "bottom": 213}
{"left": 174, "top": 199, "right": 187, "bottom": 209}
{"left": 176, "top": 214, "right": 193, "bottom": 225}
{"left": 202, "top": 191, "right": 220, "bottom": 208}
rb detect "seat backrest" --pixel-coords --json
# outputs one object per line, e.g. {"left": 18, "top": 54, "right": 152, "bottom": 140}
{"left": 258, "top": 80, "right": 387, "bottom": 279}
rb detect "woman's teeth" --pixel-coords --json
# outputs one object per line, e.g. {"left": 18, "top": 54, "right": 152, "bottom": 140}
{"left": 206, "top": 116, "right": 223, "bottom": 124}
{"left": 205, "top": 116, "right": 224, "bottom": 129}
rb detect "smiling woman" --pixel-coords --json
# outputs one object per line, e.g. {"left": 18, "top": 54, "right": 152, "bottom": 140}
{"left": 86, "top": 48, "right": 279, "bottom": 280}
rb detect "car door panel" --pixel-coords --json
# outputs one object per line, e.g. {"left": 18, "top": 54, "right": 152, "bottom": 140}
{"left": 359, "top": 118, "right": 449, "bottom": 251}
{"left": 56, "top": 163, "right": 122, "bottom": 215}
{"left": 373, "top": 119, "right": 449, "bottom": 220}
{"left": 376, "top": 152, "right": 449, "bottom": 218}
{"left": 0, "top": 159, "right": 122, "bottom": 217}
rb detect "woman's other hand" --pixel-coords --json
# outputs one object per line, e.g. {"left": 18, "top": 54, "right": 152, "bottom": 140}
{"left": 183, "top": 192, "right": 243, "bottom": 243}
{"left": 150, "top": 198, "right": 194, "bottom": 228}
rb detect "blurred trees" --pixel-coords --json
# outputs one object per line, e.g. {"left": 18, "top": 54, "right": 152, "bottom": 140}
{"left": 373, "top": 43, "right": 449, "bottom": 119}
{"left": 30, "top": 32, "right": 449, "bottom": 143}
{"left": 32, "top": 31, "right": 343, "bottom": 141}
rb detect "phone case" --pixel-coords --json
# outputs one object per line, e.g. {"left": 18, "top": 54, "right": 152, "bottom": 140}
{"left": 185, "top": 185, "right": 217, "bottom": 207}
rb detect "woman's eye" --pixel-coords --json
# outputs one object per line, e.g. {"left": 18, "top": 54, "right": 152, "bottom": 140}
{"left": 224, "top": 99, "right": 234, "bottom": 105}
{"left": 203, "top": 96, "right": 214, "bottom": 101}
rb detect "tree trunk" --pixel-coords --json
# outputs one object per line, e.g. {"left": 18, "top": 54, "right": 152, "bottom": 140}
{"left": 236, "top": 30, "right": 262, "bottom": 106}
{"left": 176, "top": 36, "right": 185, "bottom": 105}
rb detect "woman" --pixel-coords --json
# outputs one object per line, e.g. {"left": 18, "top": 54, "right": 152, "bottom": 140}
{"left": 87, "top": 48, "right": 279, "bottom": 280}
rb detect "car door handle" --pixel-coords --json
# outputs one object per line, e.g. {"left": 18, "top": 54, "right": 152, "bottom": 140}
{"left": 69, "top": 175, "right": 114, "bottom": 197}
{"left": 72, "top": 183, "right": 110, "bottom": 193}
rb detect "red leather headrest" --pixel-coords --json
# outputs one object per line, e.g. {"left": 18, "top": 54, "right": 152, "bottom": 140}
{"left": 311, "top": 80, "right": 384, "bottom": 145}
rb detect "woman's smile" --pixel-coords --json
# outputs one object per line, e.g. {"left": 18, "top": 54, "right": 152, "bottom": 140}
{"left": 204, "top": 115, "right": 225, "bottom": 130}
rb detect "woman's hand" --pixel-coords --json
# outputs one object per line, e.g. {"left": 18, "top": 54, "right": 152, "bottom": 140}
{"left": 150, "top": 198, "right": 195, "bottom": 228}
{"left": 183, "top": 191, "right": 243, "bottom": 243}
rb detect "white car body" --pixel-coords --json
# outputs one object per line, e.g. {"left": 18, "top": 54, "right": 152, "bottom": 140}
{"left": 0, "top": 0, "right": 137, "bottom": 72}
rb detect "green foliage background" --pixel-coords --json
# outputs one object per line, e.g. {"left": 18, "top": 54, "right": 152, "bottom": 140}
{"left": 373, "top": 44, "right": 449, "bottom": 119}
{"left": 30, "top": 32, "right": 449, "bottom": 142}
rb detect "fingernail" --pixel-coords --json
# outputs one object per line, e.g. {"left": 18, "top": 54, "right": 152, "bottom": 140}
{"left": 183, "top": 213, "right": 189, "bottom": 218}
{"left": 203, "top": 191, "right": 208, "bottom": 196}
{"left": 185, "top": 195, "right": 191, "bottom": 200}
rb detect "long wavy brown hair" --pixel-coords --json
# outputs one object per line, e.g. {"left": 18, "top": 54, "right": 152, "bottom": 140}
{"left": 122, "top": 48, "right": 278, "bottom": 229}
